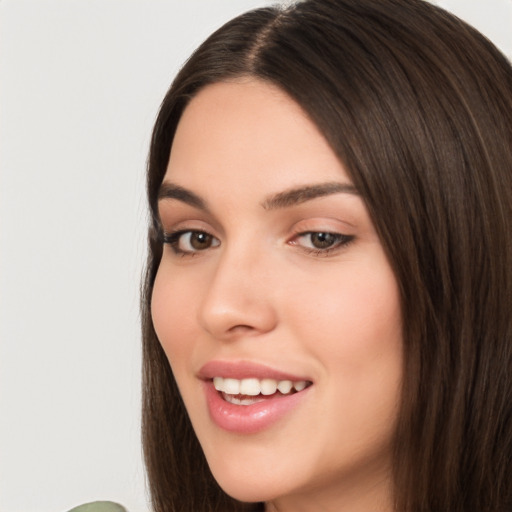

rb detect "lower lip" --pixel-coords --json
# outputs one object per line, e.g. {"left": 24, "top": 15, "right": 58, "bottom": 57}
{"left": 203, "top": 381, "right": 311, "bottom": 434}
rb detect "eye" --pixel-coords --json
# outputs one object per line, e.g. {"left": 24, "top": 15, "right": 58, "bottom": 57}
{"left": 163, "top": 230, "right": 220, "bottom": 255}
{"left": 292, "top": 231, "right": 354, "bottom": 254}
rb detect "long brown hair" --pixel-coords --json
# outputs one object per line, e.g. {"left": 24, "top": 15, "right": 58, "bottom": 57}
{"left": 142, "top": 1, "right": 512, "bottom": 510}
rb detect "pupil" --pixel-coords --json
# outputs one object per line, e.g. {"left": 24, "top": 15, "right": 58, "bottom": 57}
{"left": 312, "top": 232, "right": 335, "bottom": 248}
{"left": 191, "top": 232, "right": 211, "bottom": 250}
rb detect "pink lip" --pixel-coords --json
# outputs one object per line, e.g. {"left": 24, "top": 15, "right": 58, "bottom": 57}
{"left": 198, "top": 360, "right": 312, "bottom": 434}
{"left": 202, "top": 381, "right": 311, "bottom": 434}
{"left": 198, "top": 360, "right": 310, "bottom": 381}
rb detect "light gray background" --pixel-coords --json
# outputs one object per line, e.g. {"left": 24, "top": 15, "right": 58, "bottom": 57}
{"left": 1, "top": 1, "right": 511, "bottom": 511}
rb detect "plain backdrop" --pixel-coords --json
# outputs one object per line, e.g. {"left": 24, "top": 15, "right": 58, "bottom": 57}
{"left": 1, "top": 1, "right": 511, "bottom": 511}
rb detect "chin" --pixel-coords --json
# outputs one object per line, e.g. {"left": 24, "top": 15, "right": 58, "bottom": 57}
{"left": 220, "top": 484, "right": 270, "bottom": 504}
{"left": 210, "top": 470, "right": 271, "bottom": 502}
{"left": 206, "top": 457, "right": 290, "bottom": 504}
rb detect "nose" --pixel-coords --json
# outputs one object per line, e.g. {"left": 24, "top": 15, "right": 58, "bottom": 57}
{"left": 198, "top": 244, "right": 278, "bottom": 340}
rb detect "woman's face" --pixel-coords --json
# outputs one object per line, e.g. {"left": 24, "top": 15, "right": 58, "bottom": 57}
{"left": 151, "top": 79, "right": 402, "bottom": 511}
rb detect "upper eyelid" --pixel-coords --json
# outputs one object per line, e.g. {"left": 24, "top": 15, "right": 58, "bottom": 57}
{"left": 156, "top": 207, "right": 224, "bottom": 236}
{"left": 157, "top": 212, "right": 356, "bottom": 240}
{"left": 157, "top": 195, "right": 362, "bottom": 241}
{"left": 167, "top": 227, "right": 214, "bottom": 235}
{"left": 289, "top": 220, "right": 354, "bottom": 237}
{"left": 158, "top": 216, "right": 218, "bottom": 234}
{"left": 161, "top": 227, "right": 217, "bottom": 241}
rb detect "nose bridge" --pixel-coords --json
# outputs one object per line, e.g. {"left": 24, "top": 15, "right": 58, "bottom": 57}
{"left": 198, "top": 234, "right": 277, "bottom": 338}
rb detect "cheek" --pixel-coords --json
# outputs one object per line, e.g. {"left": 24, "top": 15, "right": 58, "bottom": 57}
{"left": 295, "top": 264, "right": 402, "bottom": 413}
{"left": 284, "top": 257, "right": 403, "bottom": 421}
{"left": 285, "top": 259, "right": 401, "bottom": 354}
{"left": 151, "top": 265, "right": 198, "bottom": 369}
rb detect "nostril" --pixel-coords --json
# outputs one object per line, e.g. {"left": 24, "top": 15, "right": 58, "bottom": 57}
{"left": 227, "top": 324, "right": 255, "bottom": 333}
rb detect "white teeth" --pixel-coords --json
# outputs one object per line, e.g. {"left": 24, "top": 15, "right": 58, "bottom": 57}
{"left": 239, "top": 378, "right": 260, "bottom": 396}
{"left": 223, "top": 378, "right": 240, "bottom": 395}
{"left": 213, "top": 376, "right": 223, "bottom": 391}
{"left": 260, "top": 378, "right": 278, "bottom": 395}
{"left": 277, "top": 380, "right": 293, "bottom": 394}
{"left": 294, "top": 380, "right": 307, "bottom": 391}
{"left": 222, "top": 393, "right": 265, "bottom": 405}
{"left": 213, "top": 377, "right": 309, "bottom": 397}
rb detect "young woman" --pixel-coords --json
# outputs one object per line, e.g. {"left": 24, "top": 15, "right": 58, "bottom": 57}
{"left": 141, "top": 0, "right": 512, "bottom": 510}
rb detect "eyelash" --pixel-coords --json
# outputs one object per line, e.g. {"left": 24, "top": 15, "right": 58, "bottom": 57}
{"left": 290, "top": 231, "right": 354, "bottom": 256}
{"left": 162, "top": 229, "right": 220, "bottom": 256}
{"left": 161, "top": 229, "right": 354, "bottom": 257}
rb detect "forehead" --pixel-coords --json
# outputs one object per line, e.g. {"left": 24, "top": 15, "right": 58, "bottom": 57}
{"left": 165, "top": 79, "right": 351, "bottom": 191}
{"left": 175, "top": 78, "right": 313, "bottom": 144}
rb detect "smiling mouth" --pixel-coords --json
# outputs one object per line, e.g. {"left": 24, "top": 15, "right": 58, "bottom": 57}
{"left": 213, "top": 377, "right": 312, "bottom": 405}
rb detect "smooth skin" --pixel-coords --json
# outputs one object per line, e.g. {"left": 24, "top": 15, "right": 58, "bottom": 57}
{"left": 151, "top": 79, "right": 403, "bottom": 512}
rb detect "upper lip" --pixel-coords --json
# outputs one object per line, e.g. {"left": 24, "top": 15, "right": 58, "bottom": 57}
{"left": 198, "top": 360, "right": 312, "bottom": 382}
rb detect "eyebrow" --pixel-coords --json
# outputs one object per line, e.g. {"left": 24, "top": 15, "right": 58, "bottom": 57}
{"left": 158, "top": 183, "right": 208, "bottom": 211}
{"left": 157, "top": 180, "right": 359, "bottom": 211}
{"left": 261, "top": 182, "right": 359, "bottom": 210}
